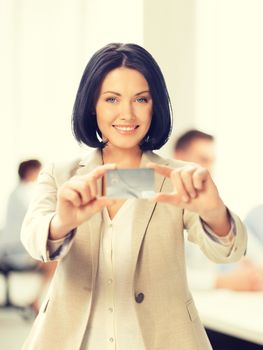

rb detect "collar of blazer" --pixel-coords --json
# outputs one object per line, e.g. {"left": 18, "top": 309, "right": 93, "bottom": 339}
{"left": 74, "top": 148, "right": 169, "bottom": 286}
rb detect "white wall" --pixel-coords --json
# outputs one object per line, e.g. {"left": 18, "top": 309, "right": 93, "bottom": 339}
{"left": 144, "top": 0, "right": 263, "bottom": 218}
{"left": 0, "top": 0, "right": 143, "bottom": 227}
{"left": 1, "top": 0, "right": 263, "bottom": 226}
{"left": 195, "top": 0, "right": 263, "bottom": 218}
{"left": 144, "top": 0, "right": 196, "bottom": 157}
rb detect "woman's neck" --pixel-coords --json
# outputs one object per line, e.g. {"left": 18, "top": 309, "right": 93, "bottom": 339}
{"left": 102, "top": 146, "right": 143, "bottom": 168}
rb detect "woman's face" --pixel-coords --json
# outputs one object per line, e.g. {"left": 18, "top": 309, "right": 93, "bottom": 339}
{"left": 95, "top": 67, "right": 153, "bottom": 152}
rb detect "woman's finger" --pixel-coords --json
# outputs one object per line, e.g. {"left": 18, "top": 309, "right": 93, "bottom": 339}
{"left": 88, "top": 175, "right": 98, "bottom": 199}
{"left": 68, "top": 164, "right": 112, "bottom": 204}
{"left": 83, "top": 196, "right": 116, "bottom": 215}
{"left": 147, "top": 162, "right": 173, "bottom": 178}
{"left": 68, "top": 179, "right": 92, "bottom": 205}
{"left": 171, "top": 170, "right": 190, "bottom": 203}
{"left": 61, "top": 188, "right": 82, "bottom": 207}
{"left": 192, "top": 167, "right": 209, "bottom": 190}
{"left": 180, "top": 167, "right": 197, "bottom": 199}
{"left": 150, "top": 192, "right": 182, "bottom": 204}
{"left": 82, "top": 163, "right": 116, "bottom": 182}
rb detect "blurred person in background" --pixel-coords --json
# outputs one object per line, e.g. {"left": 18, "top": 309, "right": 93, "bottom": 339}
{"left": 174, "top": 129, "right": 263, "bottom": 292}
{"left": 0, "top": 160, "right": 56, "bottom": 312}
{"left": 174, "top": 129, "right": 215, "bottom": 172}
{"left": 175, "top": 130, "right": 263, "bottom": 350}
{"left": 0, "top": 160, "right": 42, "bottom": 270}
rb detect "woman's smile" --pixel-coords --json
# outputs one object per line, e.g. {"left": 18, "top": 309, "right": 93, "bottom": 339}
{"left": 113, "top": 124, "right": 139, "bottom": 135}
{"left": 96, "top": 67, "right": 152, "bottom": 152}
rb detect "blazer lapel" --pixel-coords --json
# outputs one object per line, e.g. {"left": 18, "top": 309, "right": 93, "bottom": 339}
{"left": 131, "top": 151, "right": 169, "bottom": 277}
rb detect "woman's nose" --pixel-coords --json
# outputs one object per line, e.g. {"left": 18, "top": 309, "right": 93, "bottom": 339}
{"left": 119, "top": 101, "right": 135, "bottom": 121}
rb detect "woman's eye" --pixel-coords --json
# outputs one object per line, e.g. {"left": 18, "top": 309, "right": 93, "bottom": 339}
{"left": 106, "top": 97, "right": 117, "bottom": 103}
{"left": 136, "top": 97, "right": 148, "bottom": 103}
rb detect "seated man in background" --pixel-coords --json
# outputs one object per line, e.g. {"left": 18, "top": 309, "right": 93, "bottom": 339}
{"left": 0, "top": 160, "right": 42, "bottom": 270}
{"left": 174, "top": 129, "right": 263, "bottom": 291}
{"left": 174, "top": 129, "right": 216, "bottom": 171}
{"left": 0, "top": 159, "right": 56, "bottom": 312}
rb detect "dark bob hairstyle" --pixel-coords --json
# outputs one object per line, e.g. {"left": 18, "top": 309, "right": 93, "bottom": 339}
{"left": 72, "top": 43, "right": 173, "bottom": 151}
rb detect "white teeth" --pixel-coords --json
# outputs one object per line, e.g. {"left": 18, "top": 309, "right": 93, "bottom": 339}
{"left": 114, "top": 126, "right": 137, "bottom": 131}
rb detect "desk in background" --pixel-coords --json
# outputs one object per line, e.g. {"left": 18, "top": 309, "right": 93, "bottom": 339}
{"left": 193, "top": 290, "right": 263, "bottom": 346}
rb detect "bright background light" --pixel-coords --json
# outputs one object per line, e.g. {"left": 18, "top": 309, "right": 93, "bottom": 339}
{"left": 1, "top": 0, "right": 263, "bottom": 227}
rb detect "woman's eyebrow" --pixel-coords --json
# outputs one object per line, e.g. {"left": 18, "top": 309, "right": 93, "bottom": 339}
{"left": 134, "top": 90, "right": 151, "bottom": 96}
{"left": 102, "top": 91, "right": 121, "bottom": 96}
{"left": 102, "top": 90, "right": 150, "bottom": 96}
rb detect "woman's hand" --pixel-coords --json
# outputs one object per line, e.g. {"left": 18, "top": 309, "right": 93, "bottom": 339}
{"left": 49, "top": 163, "right": 116, "bottom": 240}
{"left": 148, "top": 163, "right": 231, "bottom": 236}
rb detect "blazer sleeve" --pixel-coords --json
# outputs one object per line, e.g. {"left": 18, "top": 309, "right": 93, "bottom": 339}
{"left": 183, "top": 208, "right": 247, "bottom": 263}
{"left": 20, "top": 164, "right": 74, "bottom": 262}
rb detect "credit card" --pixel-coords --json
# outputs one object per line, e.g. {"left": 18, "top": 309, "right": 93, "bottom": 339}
{"left": 106, "top": 168, "right": 155, "bottom": 199}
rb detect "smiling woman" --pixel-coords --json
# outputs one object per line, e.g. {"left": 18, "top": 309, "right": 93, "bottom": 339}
{"left": 72, "top": 43, "right": 172, "bottom": 152}
{"left": 95, "top": 67, "right": 153, "bottom": 155}
{"left": 20, "top": 43, "right": 247, "bottom": 350}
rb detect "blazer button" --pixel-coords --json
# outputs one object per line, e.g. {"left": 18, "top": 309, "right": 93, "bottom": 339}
{"left": 135, "top": 292, "right": 144, "bottom": 303}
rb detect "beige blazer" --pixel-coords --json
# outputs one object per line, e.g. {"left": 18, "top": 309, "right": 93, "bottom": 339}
{"left": 21, "top": 149, "right": 247, "bottom": 350}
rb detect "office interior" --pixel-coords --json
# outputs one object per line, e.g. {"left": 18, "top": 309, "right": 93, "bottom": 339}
{"left": 0, "top": 0, "right": 263, "bottom": 349}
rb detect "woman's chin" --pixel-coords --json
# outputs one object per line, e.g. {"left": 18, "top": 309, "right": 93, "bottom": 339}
{"left": 105, "top": 141, "right": 142, "bottom": 152}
